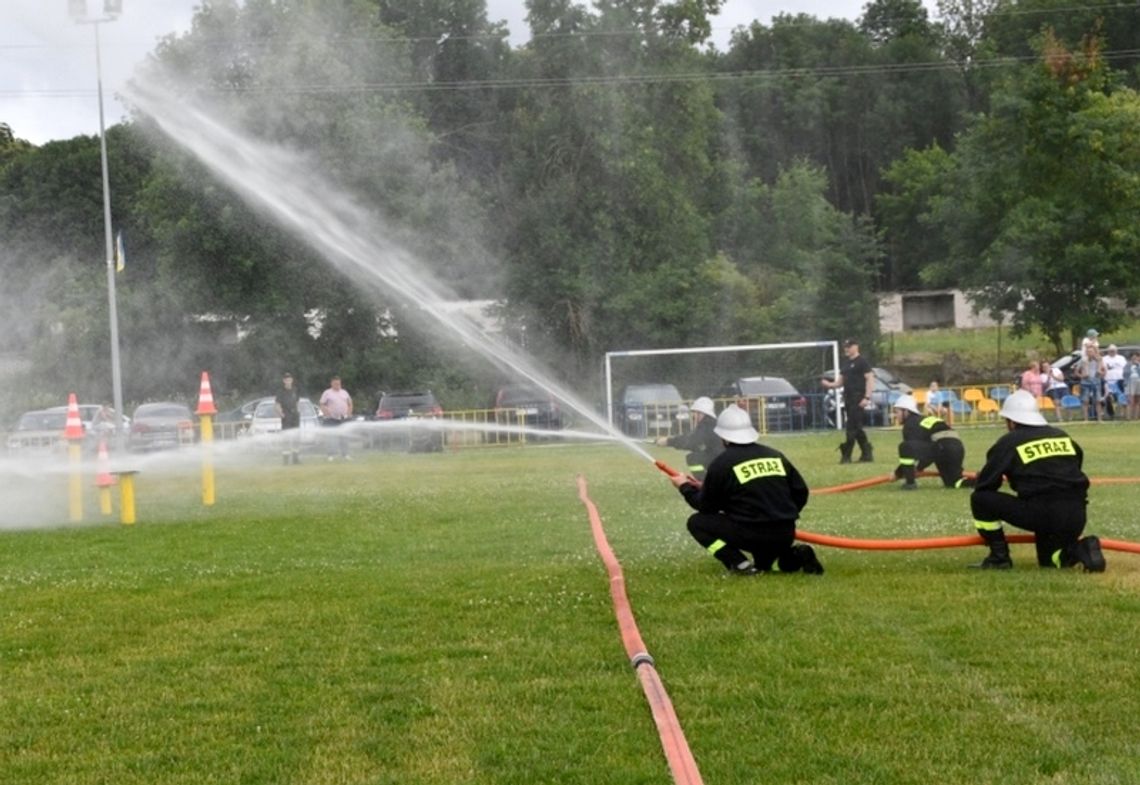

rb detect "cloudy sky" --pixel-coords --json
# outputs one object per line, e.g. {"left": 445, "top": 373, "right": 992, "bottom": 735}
{"left": 2, "top": 0, "right": 873, "bottom": 145}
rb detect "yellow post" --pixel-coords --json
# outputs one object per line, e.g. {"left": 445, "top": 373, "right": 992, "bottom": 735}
{"left": 68, "top": 442, "right": 84, "bottom": 522}
{"left": 98, "top": 486, "right": 113, "bottom": 516}
{"left": 118, "top": 471, "right": 138, "bottom": 525}
{"left": 200, "top": 414, "right": 215, "bottom": 506}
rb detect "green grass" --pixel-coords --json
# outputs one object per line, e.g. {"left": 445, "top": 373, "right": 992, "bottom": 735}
{"left": 2, "top": 427, "right": 1139, "bottom": 784}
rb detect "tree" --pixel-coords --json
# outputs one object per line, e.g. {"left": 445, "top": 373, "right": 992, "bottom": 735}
{"left": 920, "top": 32, "right": 1140, "bottom": 351}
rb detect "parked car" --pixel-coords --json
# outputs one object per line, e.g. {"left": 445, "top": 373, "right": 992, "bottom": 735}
{"left": 373, "top": 391, "right": 444, "bottom": 452}
{"left": 1051, "top": 345, "right": 1140, "bottom": 387}
{"left": 127, "top": 402, "right": 196, "bottom": 451}
{"left": 491, "top": 384, "right": 563, "bottom": 430}
{"left": 249, "top": 397, "right": 320, "bottom": 443}
{"left": 215, "top": 397, "right": 268, "bottom": 436}
{"left": 6, "top": 409, "right": 68, "bottom": 452}
{"left": 716, "top": 376, "right": 809, "bottom": 432}
{"left": 820, "top": 367, "right": 911, "bottom": 427}
{"left": 615, "top": 383, "right": 690, "bottom": 438}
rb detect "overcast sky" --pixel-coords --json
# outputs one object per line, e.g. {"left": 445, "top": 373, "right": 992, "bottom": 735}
{"left": 2, "top": 0, "right": 874, "bottom": 146}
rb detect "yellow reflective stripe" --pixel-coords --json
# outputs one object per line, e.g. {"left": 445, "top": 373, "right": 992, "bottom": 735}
{"left": 732, "top": 457, "right": 786, "bottom": 484}
{"left": 707, "top": 539, "right": 726, "bottom": 556}
{"left": 687, "top": 464, "right": 705, "bottom": 473}
{"left": 920, "top": 416, "right": 942, "bottom": 429}
{"left": 1051, "top": 550, "right": 1063, "bottom": 568}
{"left": 974, "top": 520, "right": 1003, "bottom": 532}
{"left": 899, "top": 458, "right": 916, "bottom": 466}
{"left": 1016, "top": 437, "right": 1076, "bottom": 464}
{"left": 954, "top": 478, "right": 966, "bottom": 488}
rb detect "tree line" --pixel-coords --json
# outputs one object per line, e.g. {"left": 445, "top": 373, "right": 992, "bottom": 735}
{"left": 1, "top": 0, "right": 1138, "bottom": 413}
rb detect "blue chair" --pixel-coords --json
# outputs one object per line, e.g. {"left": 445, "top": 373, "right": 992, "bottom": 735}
{"left": 1060, "top": 394, "right": 1083, "bottom": 421}
{"left": 989, "top": 386, "right": 1012, "bottom": 402}
{"left": 950, "top": 400, "right": 973, "bottom": 418}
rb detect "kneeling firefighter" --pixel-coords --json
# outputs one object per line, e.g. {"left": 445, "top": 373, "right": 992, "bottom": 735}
{"left": 892, "top": 394, "right": 972, "bottom": 490}
{"left": 656, "top": 396, "right": 722, "bottom": 480}
{"left": 667, "top": 404, "right": 823, "bottom": 576}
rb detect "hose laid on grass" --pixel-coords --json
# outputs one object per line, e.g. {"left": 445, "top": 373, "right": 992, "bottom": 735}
{"left": 577, "top": 474, "right": 704, "bottom": 785}
{"left": 654, "top": 460, "right": 1140, "bottom": 554}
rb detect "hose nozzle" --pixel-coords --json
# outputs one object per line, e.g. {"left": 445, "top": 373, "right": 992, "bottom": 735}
{"left": 654, "top": 459, "right": 681, "bottom": 477}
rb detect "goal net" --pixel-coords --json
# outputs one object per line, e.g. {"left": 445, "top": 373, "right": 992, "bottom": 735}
{"left": 603, "top": 340, "right": 842, "bottom": 437}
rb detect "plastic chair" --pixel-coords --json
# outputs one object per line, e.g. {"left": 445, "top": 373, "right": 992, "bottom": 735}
{"left": 989, "top": 386, "right": 1012, "bottom": 402}
{"left": 950, "top": 400, "right": 973, "bottom": 418}
{"left": 1037, "top": 396, "right": 1055, "bottom": 412}
{"left": 912, "top": 388, "right": 928, "bottom": 406}
{"left": 976, "top": 398, "right": 1000, "bottom": 419}
{"left": 1059, "top": 394, "right": 1083, "bottom": 421}
{"left": 963, "top": 388, "right": 985, "bottom": 405}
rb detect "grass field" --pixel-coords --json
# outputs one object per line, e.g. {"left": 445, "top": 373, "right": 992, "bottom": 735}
{"left": 2, "top": 422, "right": 1139, "bottom": 785}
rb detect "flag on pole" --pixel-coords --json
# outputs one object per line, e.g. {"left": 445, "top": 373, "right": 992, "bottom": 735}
{"left": 114, "top": 229, "right": 125, "bottom": 272}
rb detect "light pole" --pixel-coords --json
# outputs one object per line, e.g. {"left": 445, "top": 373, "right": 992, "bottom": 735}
{"left": 70, "top": 0, "right": 125, "bottom": 436}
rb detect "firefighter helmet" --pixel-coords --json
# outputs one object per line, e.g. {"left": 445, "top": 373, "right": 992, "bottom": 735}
{"left": 690, "top": 396, "right": 716, "bottom": 418}
{"left": 892, "top": 394, "right": 920, "bottom": 415}
{"left": 713, "top": 404, "right": 759, "bottom": 445}
{"left": 1000, "top": 389, "right": 1048, "bottom": 426}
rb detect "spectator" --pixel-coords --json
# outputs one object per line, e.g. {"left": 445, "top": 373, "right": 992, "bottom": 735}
{"left": 1127, "top": 352, "right": 1140, "bottom": 421}
{"left": 1019, "top": 360, "right": 1043, "bottom": 398}
{"left": 1102, "top": 344, "right": 1127, "bottom": 419}
{"left": 319, "top": 375, "right": 354, "bottom": 460}
{"left": 275, "top": 372, "right": 302, "bottom": 465}
{"left": 1041, "top": 361, "right": 1067, "bottom": 421}
{"left": 924, "top": 380, "right": 951, "bottom": 423}
{"left": 1076, "top": 347, "right": 1105, "bottom": 422}
{"left": 1081, "top": 328, "right": 1099, "bottom": 358}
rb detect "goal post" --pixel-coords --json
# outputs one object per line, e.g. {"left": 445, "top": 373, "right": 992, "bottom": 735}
{"left": 604, "top": 340, "right": 842, "bottom": 431}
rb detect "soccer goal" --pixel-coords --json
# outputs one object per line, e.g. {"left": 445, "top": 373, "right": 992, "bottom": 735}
{"left": 604, "top": 340, "right": 842, "bottom": 434}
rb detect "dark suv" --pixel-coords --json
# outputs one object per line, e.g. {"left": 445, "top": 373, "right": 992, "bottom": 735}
{"left": 492, "top": 384, "right": 563, "bottom": 430}
{"left": 615, "top": 383, "right": 690, "bottom": 438}
{"left": 373, "top": 391, "right": 444, "bottom": 452}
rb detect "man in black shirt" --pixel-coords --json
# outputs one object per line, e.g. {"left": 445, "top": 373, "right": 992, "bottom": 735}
{"left": 821, "top": 338, "right": 875, "bottom": 464}
{"left": 969, "top": 390, "right": 1105, "bottom": 571}
{"left": 275, "top": 372, "right": 302, "bottom": 465}
{"left": 668, "top": 404, "right": 823, "bottom": 576}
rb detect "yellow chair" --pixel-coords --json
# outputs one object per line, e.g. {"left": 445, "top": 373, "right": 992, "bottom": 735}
{"left": 976, "top": 398, "right": 1000, "bottom": 420}
{"left": 1037, "top": 396, "right": 1055, "bottom": 412}
{"left": 912, "top": 388, "right": 928, "bottom": 406}
{"left": 963, "top": 388, "right": 985, "bottom": 405}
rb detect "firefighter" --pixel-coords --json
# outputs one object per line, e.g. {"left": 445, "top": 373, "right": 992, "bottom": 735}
{"left": 667, "top": 404, "right": 823, "bottom": 575}
{"left": 969, "top": 390, "right": 1105, "bottom": 571}
{"left": 655, "top": 396, "right": 722, "bottom": 479}
{"left": 891, "top": 394, "right": 972, "bottom": 490}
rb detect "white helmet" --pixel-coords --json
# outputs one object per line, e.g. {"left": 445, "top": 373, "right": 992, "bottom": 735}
{"left": 713, "top": 404, "right": 759, "bottom": 445}
{"left": 691, "top": 396, "right": 716, "bottom": 418}
{"left": 1000, "top": 389, "right": 1048, "bottom": 426}
{"left": 893, "top": 394, "right": 920, "bottom": 415}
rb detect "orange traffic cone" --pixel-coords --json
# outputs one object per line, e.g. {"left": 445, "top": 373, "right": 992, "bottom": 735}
{"left": 64, "top": 392, "right": 85, "bottom": 442}
{"left": 196, "top": 371, "right": 218, "bottom": 416}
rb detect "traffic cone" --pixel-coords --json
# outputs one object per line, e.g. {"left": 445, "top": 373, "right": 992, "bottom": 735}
{"left": 64, "top": 392, "right": 85, "bottom": 441}
{"left": 196, "top": 371, "right": 218, "bottom": 416}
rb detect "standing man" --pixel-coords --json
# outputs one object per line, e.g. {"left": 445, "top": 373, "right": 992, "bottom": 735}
{"left": 821, "top": 338, "right": 875, "bottom": 464}
{"left": 275, "top": 372, "right": 302, "bottom": 465}
{"left": 667, "top": 404, "right": 823, "bottom": 576}
{"left": 319, "top": 375, "right": 354, "bottom": 461}
{"left": 1102, "top": 344, "right": 1127, "bottom": 419}
{"left": 891, "top": 394, "right": 972, "bottom": 490}
{"left": 655, "top": 396, "right": 722, "bottom": 480}
{"left": 968, "top": 390, "right": 1105, "bottom": 572}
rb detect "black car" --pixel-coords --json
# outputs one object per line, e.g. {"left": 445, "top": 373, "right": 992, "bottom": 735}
{"left": 615, "top": 383, "right": 690, "bottom": 438}
{"left": 492, "top": 384, "right": 563, "bottom": 430}
{"left": 127, "top": 402, "right": 196, "bottom": 451}
{"left": 373, "top": 391, "right": 444, "bottom": 452}
{"left": 716, "top": 376, "right": 809, "bottom": 432}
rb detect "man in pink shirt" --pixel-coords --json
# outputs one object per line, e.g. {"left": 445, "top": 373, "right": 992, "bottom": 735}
{"left": 319, "top": 375, "right": 354, "bottom": 460}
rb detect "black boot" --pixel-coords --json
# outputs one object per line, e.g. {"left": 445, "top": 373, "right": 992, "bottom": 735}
{"left": 838, "top": 443, "right": 853, "bottom": 465}
{"left": 858, "top": 444, "right": 874, "bottom": 463}
{"left": 972, "top": 538, "right": 1012, "bottom": 570}
{"left": 1075, "top": 536, "right": 1106, "bottom": 572}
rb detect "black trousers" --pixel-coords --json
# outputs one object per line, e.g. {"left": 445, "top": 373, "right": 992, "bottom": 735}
{"left": 842, "top": 404, "right": 871, "bottom": 456}
{"left": 687, "top": 513, "right": 808, "bottom": 572}
{"left": 970, "top": 491, "right": 1086, "bottom": 566}
{"left": 899, "top": 439, "right": 965, "bottom": 486}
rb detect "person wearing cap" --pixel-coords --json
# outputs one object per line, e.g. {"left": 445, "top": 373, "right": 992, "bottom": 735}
{"left": 891, "top": 394, "right": 972, "bottom": 491}
{"left": 1075, "top": 346, "right": 1106, "bottom": 422}
{"left": 968, "top": 390, "right": 1105, "bottom": 571}
{"left": 820, "top": 338, "right": 875, "bottom": 463}
{"left": 667, "top": 404, "right": 823, "bottom": 576}
{"left": 275, "top": 372, "right": 302, "bottom": 465}
{"left": 1081, "top": 328, "right": 1099, "bottom": 359}
{"left": 655, "top": 396, "right": 723, "bottom": 480}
